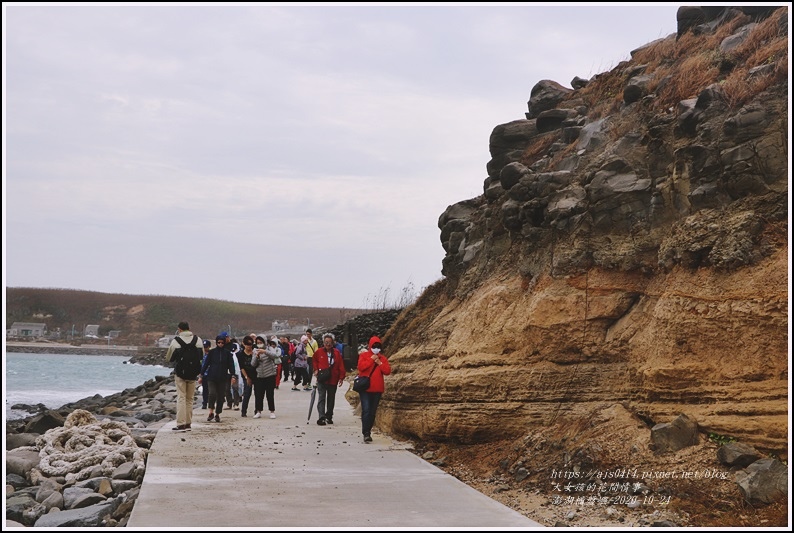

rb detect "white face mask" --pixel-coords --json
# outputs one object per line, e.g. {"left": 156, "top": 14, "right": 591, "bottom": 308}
{"left": 256, "top": 343, "right": 264, "bottom": 349}
{"left": 372, "top": 348, "right": 381, "bottom": 355}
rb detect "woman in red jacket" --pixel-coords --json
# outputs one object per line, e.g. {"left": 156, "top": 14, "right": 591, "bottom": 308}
{"left": 357, "top": 335, "right": 391, "bottom": 443}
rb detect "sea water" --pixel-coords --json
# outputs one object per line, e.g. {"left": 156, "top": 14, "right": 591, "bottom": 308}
{"left": 4, "top": 352, "right": 170, "bottom": 421}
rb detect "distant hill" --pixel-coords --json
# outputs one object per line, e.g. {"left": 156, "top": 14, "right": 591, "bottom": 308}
{"left": 5, "top": 287, "right": 363, "bottom": 345}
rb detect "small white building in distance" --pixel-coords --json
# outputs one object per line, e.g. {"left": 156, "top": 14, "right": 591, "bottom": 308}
{"left": 271, "top": 320, "right": 290, "bottom": 332}
{"left": 8, "top": 322, "right": 47, "bottom": 338}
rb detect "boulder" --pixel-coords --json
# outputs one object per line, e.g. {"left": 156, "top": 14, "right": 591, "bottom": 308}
{"left": 650, "top": 414, "right": 699, "bottom": 453}
{"left": 23, "top": 410, "right": 66, "bottom": 434}
{"left": 526, "top": 80, "right": 572, "bottom": 120}
{"left": 735, "top": 458, "right": 788, "bottom": 504}
{"left": 34, "top": 501, "right": 117, "bottom": 527}
{"left": 717, "top": 442, "right": 762, "bottom": 468}
{"left": 5, "top": 432, "right": 40, "bottom": 450}
{"left": 6, "top": 448, "right": 41, "bottom": 477}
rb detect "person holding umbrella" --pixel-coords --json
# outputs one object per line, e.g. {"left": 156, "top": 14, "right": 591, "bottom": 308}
{"left": 357, "top": 336, "right": 391, "bottom": 443}
{"left": 313, "top": 333, "right": 346, "bottom": 425}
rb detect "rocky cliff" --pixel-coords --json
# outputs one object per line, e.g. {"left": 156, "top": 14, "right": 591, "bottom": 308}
{"left": 378, "top": 6, "right": 788, "bottom": 455}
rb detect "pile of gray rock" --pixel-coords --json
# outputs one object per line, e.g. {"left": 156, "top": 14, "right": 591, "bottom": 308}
{"left": 651, "top": 414, "right": 788, "bottom": 505}
{"left": 6, "top": 374, "right": 179, "bottom": 527}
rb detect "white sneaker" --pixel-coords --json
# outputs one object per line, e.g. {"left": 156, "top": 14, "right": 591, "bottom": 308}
{"left": 253, "top": 412, "right": 261, "bottom": 419}
{"left": 269, "top": 412, "right": 276, "bottom": 419}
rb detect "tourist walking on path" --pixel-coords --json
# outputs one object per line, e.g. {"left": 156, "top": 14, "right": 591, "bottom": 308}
{"left": 165, "top": 321, "right": 204, "bottom": 432}
{"left": 272, "top": 336, "right": 283, "bottom": 389}
{"left": 200, "top": 339, "right": 211, "bottom": 409}
{"left": 280, "top": 336, "right": 293, "bottom": 382}
{"left": 201, "top": 334, "right": 238, "bottom": 423}
{"left": 226, "top": 337, "right": 242, "bottom": 410}
{"left": 291, "top": 336, "right": 311, "bottom": 390}
{"left": 305, "top": 328, "right": 319, "bottom": 386}
{"left": 251, "top": 335, "right": 281, "bottom": 418}
{"left": 357, "top": 335, "right": 391, "bottom": 443}
{"left": 237, "top": 335, "right": 257, "bottom": 417}
{"left": 313, "top": 333, "right": 346, "bottom": 426}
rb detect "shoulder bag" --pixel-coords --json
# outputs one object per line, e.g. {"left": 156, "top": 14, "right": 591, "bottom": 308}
{"left": 353, "top": 363, "right": 378, "bottom": 393}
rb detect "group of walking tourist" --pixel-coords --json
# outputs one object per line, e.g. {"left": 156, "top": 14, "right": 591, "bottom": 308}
{"left": 165, "top": 321, "right": 391, "bottom": 442}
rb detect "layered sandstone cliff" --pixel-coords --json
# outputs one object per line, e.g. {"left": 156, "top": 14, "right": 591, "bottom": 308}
{"left": 378, "top": 6, "right": 788, "bottom": 454}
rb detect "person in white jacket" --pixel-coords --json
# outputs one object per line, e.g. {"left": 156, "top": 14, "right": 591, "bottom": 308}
{"left": 251, "top": 335, "right": 282, "bottom": 418}
{"left": 225, "top": 339, "right": 242, "bottom": 410}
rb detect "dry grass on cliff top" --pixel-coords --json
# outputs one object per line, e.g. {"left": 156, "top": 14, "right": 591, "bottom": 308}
{"left": 573, "top": 6, "right": 788, "bottom": 124}
{"left": 637, "top": 8, "right": 788, "bottom": 110}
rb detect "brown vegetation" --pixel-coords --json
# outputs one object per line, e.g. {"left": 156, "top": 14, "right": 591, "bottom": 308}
{"left": 5, "top": 287, "right": 360, "bottom": 345}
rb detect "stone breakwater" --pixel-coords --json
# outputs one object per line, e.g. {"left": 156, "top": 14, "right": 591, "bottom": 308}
{"left": 6, "top": 372, "right": 181, "bottom": 527}
{"left": 7, "top": 344, "right": 167, "bottom": 362}
{"left": 7, "top": 345, "right": 139, "bottom": 356}
{"left": 4, "top": 311, "right": 401, "bottom": 527}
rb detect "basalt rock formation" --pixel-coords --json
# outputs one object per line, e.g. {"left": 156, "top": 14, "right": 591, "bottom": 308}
{"left": 378, "top": 6, "right": 788, "bottom": 455}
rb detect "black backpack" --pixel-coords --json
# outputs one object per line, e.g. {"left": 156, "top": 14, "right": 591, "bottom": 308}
{"left": 173, "top": 335, "right": 202, "bottom": 380}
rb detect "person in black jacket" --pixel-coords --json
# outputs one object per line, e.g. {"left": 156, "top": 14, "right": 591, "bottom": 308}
{"left": 199, "top": 339, "right": 211, "bottom": 409}
{"left": 200, "top": 334, "right": 238, "bottom": 423}
{"left": 237, "top": 335, "right": 257, "bottom": 417}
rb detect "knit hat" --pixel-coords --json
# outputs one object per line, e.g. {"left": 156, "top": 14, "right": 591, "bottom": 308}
{"left": 300, "top": 335, "right": 308, "bottom": 343}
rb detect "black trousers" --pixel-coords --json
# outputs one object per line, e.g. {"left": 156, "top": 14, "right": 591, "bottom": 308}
{"left": 253, "top": 375, "right": 276, "bottom": 413}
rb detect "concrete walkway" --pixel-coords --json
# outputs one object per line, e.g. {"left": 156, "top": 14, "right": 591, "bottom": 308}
{"left": 128, "top": 382, "right": 542, "bottom": 528}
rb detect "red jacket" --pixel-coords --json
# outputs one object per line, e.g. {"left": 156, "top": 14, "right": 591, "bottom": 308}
{"left": 313, "top": 346, "right": 346, "bottom": 384}
{"left": 357, "top": 336, "right": 391, "bottom": 393}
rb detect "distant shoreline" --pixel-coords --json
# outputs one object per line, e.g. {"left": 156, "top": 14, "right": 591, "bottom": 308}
{"left": 6, "top": 341, "right": 138, "bottom": 356}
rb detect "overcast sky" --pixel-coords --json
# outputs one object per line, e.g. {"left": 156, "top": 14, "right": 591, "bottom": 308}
{"left": 3, "top": 3, "right": 683, "bottom": 309}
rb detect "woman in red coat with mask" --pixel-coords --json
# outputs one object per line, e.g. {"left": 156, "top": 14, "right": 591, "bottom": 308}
{"left": 357, "top": 335, "right": 391, "bottom": 443}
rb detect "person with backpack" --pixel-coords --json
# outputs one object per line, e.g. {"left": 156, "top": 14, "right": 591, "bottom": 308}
{"left": 165, "top": 321, "right": 204, "bottom": 432}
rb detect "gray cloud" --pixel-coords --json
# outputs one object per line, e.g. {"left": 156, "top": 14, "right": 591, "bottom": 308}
{"left": 4, "top": 3, "right": 680, "bottom": 308}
